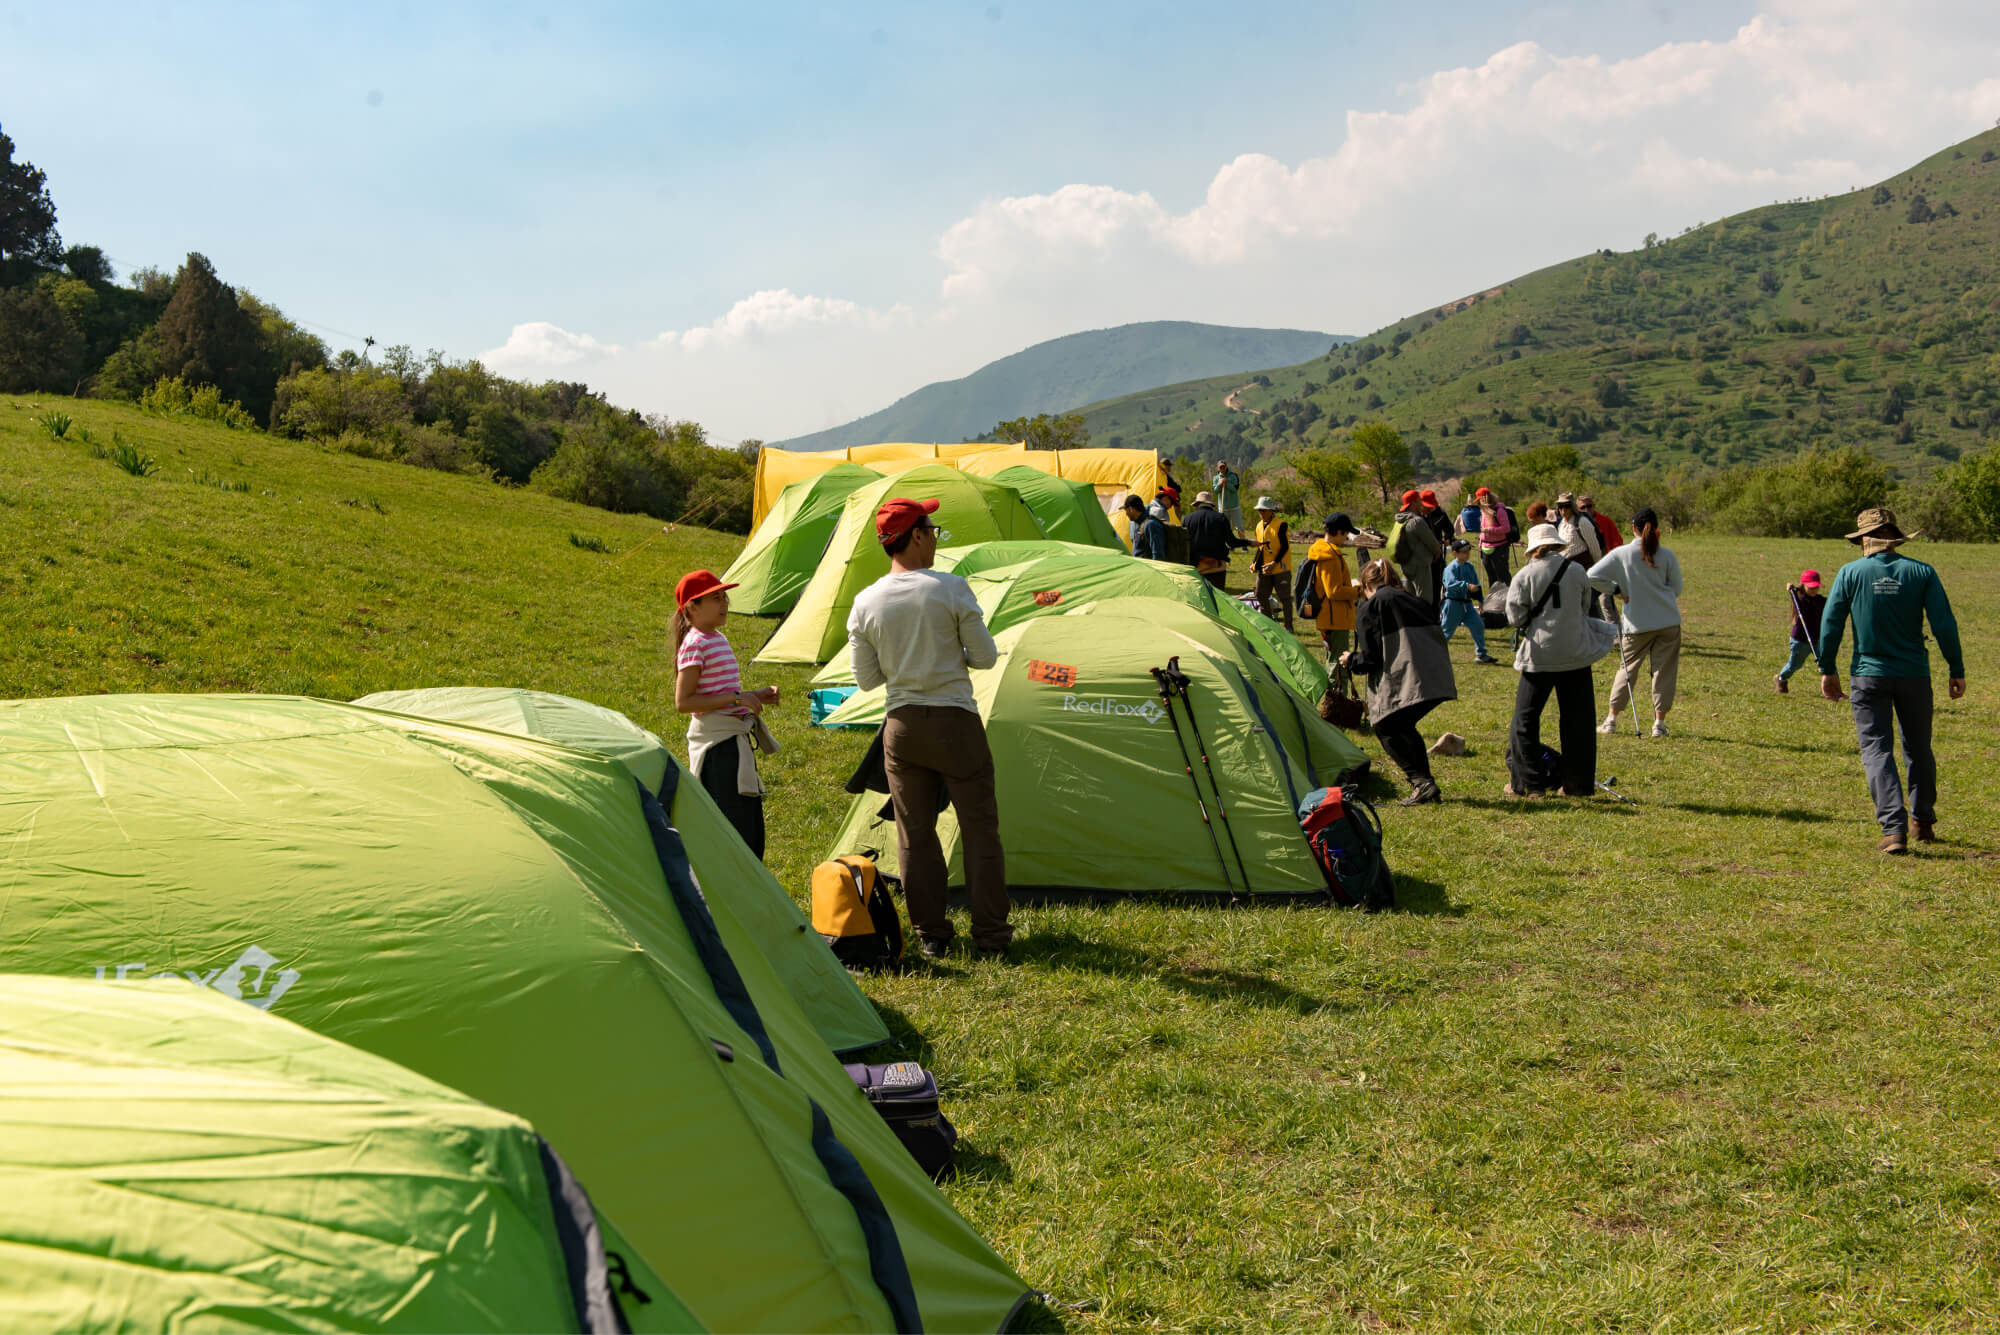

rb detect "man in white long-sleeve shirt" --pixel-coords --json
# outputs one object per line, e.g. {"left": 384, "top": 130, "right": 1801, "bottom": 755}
{"left": 847, "top": 497, "right": 1011, "bottom": 958}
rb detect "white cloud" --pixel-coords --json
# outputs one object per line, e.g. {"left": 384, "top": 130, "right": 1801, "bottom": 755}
{"left": 480, "top": 321, "right": 618, "bottom": 373}
{"left": 484, "top": 3, "right": 2000, "bottom": 442}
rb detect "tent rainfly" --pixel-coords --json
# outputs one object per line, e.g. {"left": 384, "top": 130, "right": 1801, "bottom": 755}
{"left": 752, "top": 443, "right": 1164, "bottom": 529}
{"left": 0, "top": 693, "right": 1031, "bottom": 1334}
{"left": 722, "top": 463, "right": 882, "bottom": 614}
{"left": 990, "top": 466, "right": 1125, "bottom": 551}
{"left": 754, "top": 465, "right": 1045, "bottom": 665}
{"left": 0, "top": 973, "right": 700, "bottom": 1334}
{"left": 351, "top": 685, "right": 888, "bottom": 1055}
{"left": 825, "top": 603, "right": 1369, "bottom": 897}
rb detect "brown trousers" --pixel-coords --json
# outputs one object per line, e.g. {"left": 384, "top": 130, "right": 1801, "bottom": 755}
{"left": 1254, "top": 570, "right": 1294, "bottom": 629}
{"left": 883, "top": 705, "right": 1010, "bottom": 949}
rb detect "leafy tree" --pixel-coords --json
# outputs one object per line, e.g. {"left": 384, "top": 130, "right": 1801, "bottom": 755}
{"left": 63, "top": 244, "right": 112, "bottom": 284}
{"left": 0, "top": 125, "right": 61, "bottom": 276}
{"left": 990, "top": 411, "right": 1089, "bottom": 451}
{"left": 1906, "top": 194, "right": 1934, "bottom": 224}
{"left": 1286, "top": 446, "right": 1362, "bottom": 513}
{"left": 154, "top": 253, "right": 266, "bottom": 417}
{"left": 271, "top": 365, "right": 408, "bottom": 439}
{"left": 1348, "top": 422, "right": 1412, "bottom": 503}
{"left": 735, "top": 438, "right": 764, "bottom": 463}
{"left": 0, "top": 284, "right": 84, "bottom": 391}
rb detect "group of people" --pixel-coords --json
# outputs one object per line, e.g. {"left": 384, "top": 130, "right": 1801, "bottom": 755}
{"left": 660, "top": 478, "right": 1967, "bottom": 969}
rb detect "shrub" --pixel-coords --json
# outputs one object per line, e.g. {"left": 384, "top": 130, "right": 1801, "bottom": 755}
{"left": 139, "top": 376, "right": 257, "bottom": 429}
{"left": 272, "top": 366, "right": 409, "bottom": 439}
{"left": 35, "top": 410, "right": 72, "bottom": 439}
{"left": 1711, "top": 445, "right": 1892, "bottom": 538}
{"left": 568, "top": 533, "right": 612, "bottom": 553}
{"left": 92, "top": 440, "right": 159, "bottom": 476}
{"left": 1461, "top": 444, "right": 1591, "bottom": 507}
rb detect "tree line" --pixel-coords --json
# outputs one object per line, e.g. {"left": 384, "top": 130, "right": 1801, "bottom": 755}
{"left": 0, "top": 125, "right": 750, "bottom": 531}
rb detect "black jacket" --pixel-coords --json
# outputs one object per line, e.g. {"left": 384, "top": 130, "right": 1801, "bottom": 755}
{"left": 1183, "top": 505, "right": 1251, "bottom": 564}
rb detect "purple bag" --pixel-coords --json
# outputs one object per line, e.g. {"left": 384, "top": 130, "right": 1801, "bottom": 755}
{"left": 844, "top": 1060, "right": 957, "bottom": 1181}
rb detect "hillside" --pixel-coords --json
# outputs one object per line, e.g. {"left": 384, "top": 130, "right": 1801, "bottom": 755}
{"left": 1080, "top": 126, "right": 2000, "bottom": 481}
{"left": 772, "top": 320, "right": 1342, "bottom": 452}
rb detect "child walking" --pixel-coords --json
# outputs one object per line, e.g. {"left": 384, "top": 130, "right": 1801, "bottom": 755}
{"left": 1440, "top": 539, "right": 1499, "bottom": 664}
{"left": 1774, "top": 569, "right": 1827, "bottom": 694}
{"left": 671, "top": 569, "right": 780, "bottom": 857}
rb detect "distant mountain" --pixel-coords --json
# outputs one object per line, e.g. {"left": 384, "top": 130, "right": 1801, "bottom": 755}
{"left": 1081, "top": 126, "right": 2000, "bottom": 479}
{"left": 771, "top": 321, "right": 1345, "bottom": 452}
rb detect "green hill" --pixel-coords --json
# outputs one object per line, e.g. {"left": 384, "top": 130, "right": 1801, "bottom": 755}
{"left": 771, "top": 320, "right": 1343, "bottom": 452}
{"left": 1081, "top": 126, "right": 2000, "bottom": 480}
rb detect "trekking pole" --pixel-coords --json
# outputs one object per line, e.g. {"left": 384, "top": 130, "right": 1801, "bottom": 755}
{"left": 1596, "top": 774, "right": 1637, "bottom": 805}
{"left": 1162, "top": 656, "right": 1255, "bottom": 894}
{"left": 1150, "top": 664, "right": 1236, "bottom": 894}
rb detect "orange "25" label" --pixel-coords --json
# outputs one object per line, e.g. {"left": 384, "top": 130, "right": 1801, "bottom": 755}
{"left": 1026, "top": 660, "right": 1078, "bottom": 688}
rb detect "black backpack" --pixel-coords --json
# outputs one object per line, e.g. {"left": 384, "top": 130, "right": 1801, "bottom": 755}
{"left": 1297, "top": 784, "right": 1395, "bottom": 910}
{"left": 810, "top": 855, "right": 905, "bottom": 971}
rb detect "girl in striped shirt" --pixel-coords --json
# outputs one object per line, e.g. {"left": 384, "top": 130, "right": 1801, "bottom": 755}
{"left": 672, "top": 569, "right": 779, "bottom": 858}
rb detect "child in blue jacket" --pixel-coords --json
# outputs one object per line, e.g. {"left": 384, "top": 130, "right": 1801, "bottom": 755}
{"left": 1440, "top": 539, "right": 1499, "bottom": 664}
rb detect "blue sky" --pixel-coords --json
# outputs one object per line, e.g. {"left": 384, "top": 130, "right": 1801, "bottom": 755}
{"left": 6, "top": 1, "right": 1998, "bottom": 440}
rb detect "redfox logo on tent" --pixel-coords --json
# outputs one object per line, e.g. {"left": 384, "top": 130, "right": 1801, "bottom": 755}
{"left": 1060, "top": 694, "right": 1165, "bottom": 724}
{"left": 89, "top": 944, "right": 301, "bottom": 1010}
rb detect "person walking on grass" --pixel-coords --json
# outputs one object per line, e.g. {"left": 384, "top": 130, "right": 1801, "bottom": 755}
{"left": 1390, "top": 489, "right": 1443, "bottom": 608}
{"left": 1504, "top": 523, "right": 1604, "bottom": 799}
{"left": 1774, "top": 569, "right": 1827, "bottom": 693}
{"left": 1295, "top": 513, "right": 1361, "bottom": 662}
{"left": 1473, "top": 486, "right": 1519, "bottom": 589}
{"left": 1589, "top": 507, "right": 1683, "bottom": 738}
{"left": 1251, "top": 496, "right": 1294, "bottom": 630}
{"left": 847, "top": 497, "right": 1012, "bottom": 957}
{"left": 1419, "top": 489, "right": 1452, "bottom": 607}
{"left": 1440, "top": 538, "right": 1499, "bottom": 664}
{"left": 1816, "top": 507, "right": 1966, "bottom": 856}
{"left": 1185, "top": 489, "right": 1252, "bottom": 590}
{"left": 1342, "top": 560, "right": 1458, "bottom": 806}
{"left": 1124, "top": 493, "right": 1167, "bottom": 561}
{"left": 672, "top": 570, "right": 780, "bottom": 858}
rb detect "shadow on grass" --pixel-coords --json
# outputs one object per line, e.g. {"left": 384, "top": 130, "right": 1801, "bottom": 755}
{"left": 1451, "top": 795, "right": 1642, "bottom": 816}
{"left": 1670, "top": 799, "right": 1840, "bottom": 823}
{"left": 1682, "top": 645, "right": 1747, "bottom": 660}
{"left": 1392, "top": 874, "right": 1467, "bottom": 917}
{"left": 1011, "top": 930, "right": 1342, "bottom": 1016}
{"left": 1709, "top": 734, "right": 1851, "bottom": 757}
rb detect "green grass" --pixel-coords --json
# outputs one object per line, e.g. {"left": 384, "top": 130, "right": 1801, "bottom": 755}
{"left": 7, "top": 395, "right": 1999, "bottom": 1329}
{"left": 1082, "top": 126, "right": 2000, "bottom": 482}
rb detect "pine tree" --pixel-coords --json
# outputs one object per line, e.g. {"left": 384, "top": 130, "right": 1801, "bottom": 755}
{"left": 154, "top": 252, "right": 265, "bottom": 415}
{"left": 0, "top": 125, "right": 62, "bottom": 277}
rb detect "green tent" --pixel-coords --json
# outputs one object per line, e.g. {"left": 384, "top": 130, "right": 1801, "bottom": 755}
{"left": 351, "top": 686, "right": 888, "bottom": 1055}
{"left": 991, "top": 466, "right": 1124, "bottom": 550}
{"left": 812, "top": 551, "right": 1327, "bottom": 702}
{"left": 723, "top": 463, "right": 881, "bottom": 614}
{"left": 937, "top": 539, "right": 1119, "bottom": 578}
{"left": 0, "top": 694, "right": 1030, "bottom": 1334}
{"left": 825, "top": 603, "right": 1368, "bottom": 896}
{"left": 754, "top": 466, "right": 1046, "bottom": 665}
{"left": 0, "top": 973, "right": 700, "bottom": 1334}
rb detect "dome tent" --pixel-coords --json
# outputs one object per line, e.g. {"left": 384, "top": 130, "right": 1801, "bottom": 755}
{"left": 0, "top": 974, "right": 699, "bottom": 1334}
{"left": 812, "top": 551, "right": 1327, "bottom": 703}
{"left": 351, "top": 686, "right": 888, "bottom": 1055}
{"left": 824, "top": 608, "right": 1369, "bottom": 897}
{"left": 754, "top": 465, "right": 1045, "bottom": 665}
{"left": 990, "top": 466, "right": 1124, "bottom": 550}
{"left": 936, "top": 538, "right": 1119, "bottom": 579}
{"left": 0, "top": 694, "right": 1030, "bottom": 1334}
{"left": 723, "top": 463, "right": 881, "bottom": 614}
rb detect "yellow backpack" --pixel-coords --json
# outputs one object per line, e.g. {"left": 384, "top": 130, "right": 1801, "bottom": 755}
{"left": 810, "top": 855, "right": 905, "bottom": 971}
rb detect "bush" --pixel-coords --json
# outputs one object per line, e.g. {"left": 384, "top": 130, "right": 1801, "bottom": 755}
{"left": 531, "top": 422, "right": 679, "bottom": 518}
{"left": 139, "top": 375, "right": 256, "bottom": 429}
{"left": 1710, "top": 445, "right": 1892, "bottom": 538}
{"left": 273, "top": 366, "right": 408, "bottom": 439}
{"left": 1461, "top": 444, "right": 1591, "bottom": 508}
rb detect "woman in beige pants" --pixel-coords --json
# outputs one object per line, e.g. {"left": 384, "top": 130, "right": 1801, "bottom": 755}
{"left": 1587, "top": 507, "right": 1683, "bottom": 738}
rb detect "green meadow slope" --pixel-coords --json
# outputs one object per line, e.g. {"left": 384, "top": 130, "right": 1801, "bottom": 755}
{"left": 6, "top": 394, "right": 2000, "bottom": 1329}
{"left": 1082, "top": 126, "right": 2000, "bottom": 480}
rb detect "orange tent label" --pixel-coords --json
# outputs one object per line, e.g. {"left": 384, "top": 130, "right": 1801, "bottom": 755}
{"left": 1026, "top": 660, "right": 1078, "bottom": 688}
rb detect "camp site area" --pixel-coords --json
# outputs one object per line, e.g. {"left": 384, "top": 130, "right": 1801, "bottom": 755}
{"left": 5, "top": 396, "right": 2000, "bottom": 1331}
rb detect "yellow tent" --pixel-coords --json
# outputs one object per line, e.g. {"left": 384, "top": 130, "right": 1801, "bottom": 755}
{"left": 753, "top": 442, "right": 1164, "bottom": 528}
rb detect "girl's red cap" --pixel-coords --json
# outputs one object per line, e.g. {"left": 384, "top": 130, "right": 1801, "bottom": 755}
{"left": 675, "top": 569, "right": 738, "bottom": 609}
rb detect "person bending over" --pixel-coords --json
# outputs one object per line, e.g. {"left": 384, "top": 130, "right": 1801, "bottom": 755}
{"left": 1342, "top": 561, "right": 1458, "bottom": 806}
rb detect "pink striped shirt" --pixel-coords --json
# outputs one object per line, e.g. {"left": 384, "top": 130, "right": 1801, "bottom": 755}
{"left": 677, "top": 627, "right": 747, "bottom": 716}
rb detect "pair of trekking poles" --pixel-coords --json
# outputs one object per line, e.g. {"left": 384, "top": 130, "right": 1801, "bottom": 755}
{"left": 1149, "top": 657, "right": 1254, "bottom": 895}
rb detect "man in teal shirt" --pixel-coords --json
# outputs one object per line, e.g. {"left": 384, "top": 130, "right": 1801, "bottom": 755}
{"left": 1817, "top": 507, "right": 1966, "bottom": 854}
{"left": 1212, "top": 460, "right": 1243, "bottom": 532}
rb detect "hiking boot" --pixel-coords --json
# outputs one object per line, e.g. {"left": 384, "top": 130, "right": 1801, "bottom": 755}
{"left": 1399, "top": 781, "right": 1442, "bottom": 806}
{"left": 1502, "top": 783, "right": 1544, "bottom": 800}
{"left": 1915, "top": 821, "right": 1936, "bottom": 844}
{"left": 1596, "top": 715, "right": 1618, "bottom": 734}
{"left": 1879, "top": 831, "right": 1908, "bottom": 856}
{"left": 917, "top": 937, "right": 953, "bottom": 959}
{"left": 1774, "top": 673, "right": 1788, "bottom": 694}
{"left": 1651, "top": 721, "right": 1670, "bottom": 738}
{"left": 1475, "top": 654, "right": 1500, "bottom": 665}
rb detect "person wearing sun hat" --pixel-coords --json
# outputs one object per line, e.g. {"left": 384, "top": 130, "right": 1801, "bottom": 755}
{"left": 847, "top": 496, "right": 1010, "bottom": 956}
{"left": 672, "top": 568, "right": 780, "bottom": 857}
{"left": 1502, "top": 522, "right": 1607, "bottom": 798}
{"left": 1250, "top": 496, "right": 1294, "bottom": 629}
{"left": 1816, "top": 506, "right": 1966, "bottom": 855}
{"left": 1774, "top": 567, "right": 1828, "bottom": 694}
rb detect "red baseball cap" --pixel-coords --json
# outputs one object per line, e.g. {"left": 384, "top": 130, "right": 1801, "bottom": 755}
{"left": 1799, "top": 569, "right": 1822, "bottom": 588}
{"left": 1400, "top": 489, "right": 1421, "bottom": 508}
{"left": 1420, "top": 489, "right": 1439, "bottom": 507}
{"left": 875, "top": 497, "right": 940, "bottom": 545}
{"left": 675, "top": 569, "right": 738, "bottom": 609}
{"left": 1475, "top": 486, "right": 1492, "bottom": 498}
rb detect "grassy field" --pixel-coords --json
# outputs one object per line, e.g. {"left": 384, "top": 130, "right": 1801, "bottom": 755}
{"left": 7, "top": 395, "right": 1999, "bottom": 1330}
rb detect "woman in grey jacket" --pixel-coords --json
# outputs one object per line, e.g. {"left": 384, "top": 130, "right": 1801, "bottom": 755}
{"left": 1587, "top": 507, "right": 1683, "bottom": 738}
{"left": 1504, "top": 523, "right": 1605, "bottom": 797}
{"left": 1341, "top": 561, "right": 1458, "bottom": 805}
